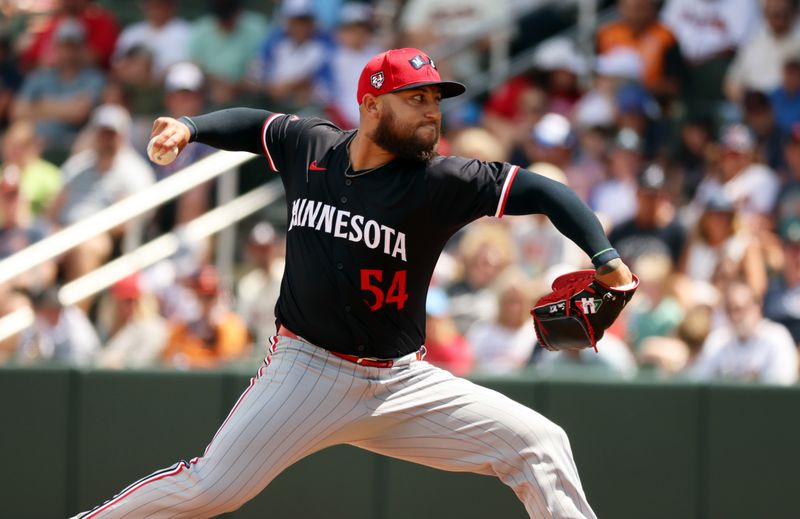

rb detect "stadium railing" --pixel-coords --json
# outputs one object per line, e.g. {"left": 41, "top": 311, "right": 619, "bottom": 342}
{"left": 0, "top": 150, "right": 283, "bottom": 343}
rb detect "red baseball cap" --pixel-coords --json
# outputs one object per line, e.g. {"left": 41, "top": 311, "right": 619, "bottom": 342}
{"left": 111, "top": 274, "right": 141, "bottom": 300}
{"left": 356, "top": 48, "right": 465, "bottom": 105}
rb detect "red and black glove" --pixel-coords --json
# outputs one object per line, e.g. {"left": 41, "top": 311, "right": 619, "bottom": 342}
{"left": 531, "top": 270, "right": 639, "bottom": 352}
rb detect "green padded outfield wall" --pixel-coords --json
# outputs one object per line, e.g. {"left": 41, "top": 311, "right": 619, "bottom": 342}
{"left": 1, "top": 367, "right": 798, "bottom": 519}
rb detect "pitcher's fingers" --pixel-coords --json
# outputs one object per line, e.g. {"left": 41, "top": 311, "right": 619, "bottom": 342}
{"left": 150, "top": 117, "right": 169, "bottom": 139}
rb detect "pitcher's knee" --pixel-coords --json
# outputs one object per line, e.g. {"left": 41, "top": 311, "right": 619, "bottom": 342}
{"left": 511, "top": 417, "right": 570, "bottom": 452}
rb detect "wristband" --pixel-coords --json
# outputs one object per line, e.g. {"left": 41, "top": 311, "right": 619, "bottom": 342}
{"left": 178, "top": 116, "right": 198, "bottom": 142}
{"left": 590, "top": 247, "right": 620, "bottom": 268}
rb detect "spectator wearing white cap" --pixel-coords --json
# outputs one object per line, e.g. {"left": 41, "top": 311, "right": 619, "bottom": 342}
{"left": 12, "top": 18, "right": 106, "bottom": 157}
{"left": 147, "top": 62, "right": 216, "bottom": 236}
{"left": 250, "top": 0, "right": 333, "bottom": 111}
{"left": 574, "top": 47, "right": 644, "bottom": 134}
{"left": 317, "top": 2, "right": 380, "bottom": 129}
{"left": 523, "top": 112, "right": 601, "bottom": 203}
{"left": 189, "top": 0, "right": 268, "bottom": 106}
{"left": 236, "top": 222, "right": 285, "bottom": 349}
{"left": 590, "top": 128, "right": 644, "bottom": 226}
{"left": 692, "top": 124, "right": 780, "bottom": 225}
{"left": 530, "top": 37, "right": 587, "bottom": 117}
{"left": 113, "top": 0, "right": 190, "bottom": 77}
{"left": 47, "top": 104, "right": 155, "bottom": 287}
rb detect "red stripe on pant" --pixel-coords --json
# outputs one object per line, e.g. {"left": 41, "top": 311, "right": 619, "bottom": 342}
{"left": 82, "top": 336, "right": 280, "bottom": 517}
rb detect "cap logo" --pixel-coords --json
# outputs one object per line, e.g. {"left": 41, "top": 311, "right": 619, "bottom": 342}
{"left": 370, "top": 71, "right": 384, "bottom": 89}
{"left": 409, "top": 55, "right": 427, "bottom": 70}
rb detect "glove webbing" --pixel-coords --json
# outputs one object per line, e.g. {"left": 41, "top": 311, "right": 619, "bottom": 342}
{"left": 532, "top": 276, "right": 599, "bottom": 352}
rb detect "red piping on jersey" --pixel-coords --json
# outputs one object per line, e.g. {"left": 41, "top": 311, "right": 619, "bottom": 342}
{"left": 261, "top": 113, "right": 283, "bottom": 172}
{"left": 495, "top": 165, "right": 520, "bottom": 218}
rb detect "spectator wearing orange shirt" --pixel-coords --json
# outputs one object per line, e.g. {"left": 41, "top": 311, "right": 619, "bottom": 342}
{"left": 162, "top": 265, "right": 250, "bottom": 369}
{"left": 597, "top": 0, "right": 683, "bottom": 103}
{"left": 20, "top": 0, "right": 120, "bottom": 71}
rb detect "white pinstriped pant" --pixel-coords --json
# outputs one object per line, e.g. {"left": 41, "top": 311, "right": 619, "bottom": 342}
{"left": 74, "top": 336, "right": 596, "bottom": 519}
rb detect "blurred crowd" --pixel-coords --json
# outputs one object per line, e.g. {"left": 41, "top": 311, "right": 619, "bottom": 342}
{"left": 0, "top": 0, "right": 799, "bottom": 385}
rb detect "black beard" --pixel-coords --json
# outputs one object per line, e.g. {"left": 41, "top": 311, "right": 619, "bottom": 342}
{"left": 371, "top": 108, "right": 438, "bottom": 163}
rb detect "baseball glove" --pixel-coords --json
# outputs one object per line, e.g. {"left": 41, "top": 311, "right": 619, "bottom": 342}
{"left": 531, "top": 270, "right": 639, "bottom": 352}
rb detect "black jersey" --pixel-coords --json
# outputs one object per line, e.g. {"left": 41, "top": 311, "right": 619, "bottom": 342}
{"left": 260, "top": 113, "right": 518, "bottom": 357}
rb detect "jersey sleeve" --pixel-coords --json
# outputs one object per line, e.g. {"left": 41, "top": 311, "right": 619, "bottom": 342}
{"left": 188, "top": 108, "right": 342, "bottom": 179}
{"left": 425, "top": 156, "right": 519, "bottom": 227}
{"left": 260, "top": 113, "right": 337, "bottom": 174}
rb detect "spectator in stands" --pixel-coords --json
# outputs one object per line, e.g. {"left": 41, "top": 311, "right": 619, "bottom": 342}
{"left": 447, "top": 222, "right": 515, "bottom": 334}
{"left": 109, "top": 43, "right": 163, "bottom": 125}
{"left": 189, "top": 0, "right": 268, "bottom": 106}
{"left": 596, "top": 0, "right": 683, "bottom": 103}
{"left": 113, "top": 0, "right": 189, "bottom": 78}
{"left": 522, "top": 113, "right": 590, "bottom": 200}
{"left": 508, "top": 164, "right": 585, "bottom": 278}
{"left": 47, "top": 104, "right": 155, "bottom": 282}
{"left": 161, "top": 264, "right": 250, "bottom": 370}
{"left": 769, "top": 54, "right": 800, "bottom": 134}
{"left": 638, "top": 303, "right": 713, "bottom": 374}
{"left": 0, "top": 31, "right": 22, "bottom": 130}
{"left": 688, "top": 280, "right": 798, "bottom": 385}
{"left": 725, "top": 0, "right": 800, "bottom": 103}
{"left": 0, "top": 166, "right": 57, "bottom": 291}
{"left": 776, "top": 123, "right": 800, "bottom": 222}
{"left": 423, "top": 287, "right": 473, "bottom": 376}
{"left": 763, "top": 217, "right": 800, "bottom": 345}
{"left": 20, "top": 0, "right": 119, "bottom": 71}
{"left": 679, "top": 190, "right": 767, "bottom": 298}
{"left": 692, "top": 125, "right": 780, "bottom": 225}
{"left": 12, "top": 19, "right": 106, "bottom": 157}
{"left": 741, "top": 90, "right": 784, "bottom": 172}
{"left": 625, "top": 252, "right": 684, "bottom": 350}
{"left": 95, "top": 274, "right": 168, "bottom": 369}
{"left": 574, "top": 46, "right": 643, "bottom": 132}
{"left": 15, "top": 286, "right": 101, "bottom": 367}
{"left": 466, "top": 270, "right": 539, "bottom": 375}
{"left": 609, "top": 164, "right": 687, "bottom": 267}
{"left": 672, "top": 116, "right": 714, "bottom": 204}
{"left": 536, "top": 333, "right": 638, "bottom": 379}
{"left": 530, "top": 38, "right": 586, "bottom": 117}
{"left": 482, "top": 79, "right": 546, "bottom": 157}
{"left": 449, "top": 127, "right": 505, "bottom": 163}
{"left": 614, "top": 82, "right": 663, "bottom": 157}
{"left": 147, "top": 62, "right": 215, "bottom": 236}
{"left": 399, "top": 0, "right": 510, "bottom": 81}
{"left": 251, "top": 0, "right": 332, "bottom": 112}
{"left": 1, "top": 119, "right": 61, "bottom": 218}
{"left": 662, "top": 0, "right": 758, "bottom": 118}
{"left": 591, "top": 128, "right": 644, "bottom": 226}
{"left": 236, "top": 222, "right": 285, "bottom": 349}
{"left": 320, "top": 2, "right": 380, "bottom": 129}
{"left": 0, "top": 285, "right": 31, "bottom": 363}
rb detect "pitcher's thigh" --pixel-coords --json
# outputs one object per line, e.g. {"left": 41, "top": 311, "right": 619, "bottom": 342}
{"left": 351, "top": 366, "right": 594, "bottom": 518}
